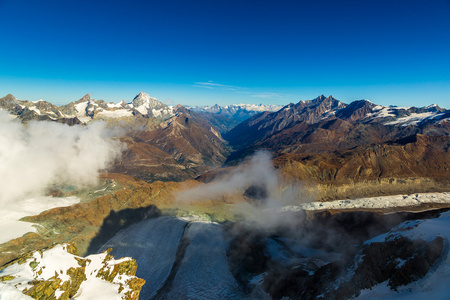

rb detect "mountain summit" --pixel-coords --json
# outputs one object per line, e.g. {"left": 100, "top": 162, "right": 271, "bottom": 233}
{"left": 131, "top": 92, "right": 165, "bottom": 109}
{"left": 130, "top": 92, "right": 172, "bottom": 117}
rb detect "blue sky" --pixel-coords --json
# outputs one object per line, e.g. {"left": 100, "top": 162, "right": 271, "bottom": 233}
{"left": 1, "top": 0, "right": 449, "bottom": 107}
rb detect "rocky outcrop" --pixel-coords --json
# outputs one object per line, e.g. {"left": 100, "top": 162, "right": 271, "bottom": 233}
{"left": 0, "top": 243, "right": 145, "bottom": 300}
{"left": 251, "top": 210, "right": 450, "bottom": 299}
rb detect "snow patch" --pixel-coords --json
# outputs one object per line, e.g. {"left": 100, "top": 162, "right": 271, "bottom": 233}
{"left": 74, "top": 101, "right": 89, "bottom": 115}
{"left": 384, "top": 112, "right": 443, "bottom": 126}
{"left": 28, "top": 107, "right": 41, "bottom": 115}
{"left": 96, "top": 109, "right": 133, "bottom": 118}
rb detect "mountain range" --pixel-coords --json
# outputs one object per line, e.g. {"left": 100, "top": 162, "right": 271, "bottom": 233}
{"left": 225, "top": 95, "right": 449, "bottom": 157}
{"left": 1, "top": 92, "right": 449, "bottom": 186}
{"left": 1, "top": 91, "right": 450, "bottom": 299}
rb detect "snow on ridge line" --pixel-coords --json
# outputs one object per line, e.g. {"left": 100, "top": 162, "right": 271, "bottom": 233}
{"left": 280, "top": 192, "right": 450, "bottom": 212}
{"left": 383, "top": 112, "right": 444, "bottom": 126}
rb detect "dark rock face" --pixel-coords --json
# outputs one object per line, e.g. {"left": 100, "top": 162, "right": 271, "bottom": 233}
{"left": 225, "top": 209, "right": 449, "bottom": 300}
{"left": 345, "top": 236, "right": 444, "bottom": 295}
{"left": 265, "top": 237, "right": 445, "bottom": 300}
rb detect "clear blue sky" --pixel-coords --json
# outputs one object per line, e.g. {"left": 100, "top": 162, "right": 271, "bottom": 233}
{"left": 1, "top": 0, "right": 449, "bottom": 107}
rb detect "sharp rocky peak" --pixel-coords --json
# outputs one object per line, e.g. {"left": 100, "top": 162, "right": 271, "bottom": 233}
{"left": 131, "top": 91, "right": 165, "bottom": 108}
{"left": 295, "top": 95, "right": 345, "bottom": 110}
{"left": 75, "top": 93, "right": 93, "bottom": 103}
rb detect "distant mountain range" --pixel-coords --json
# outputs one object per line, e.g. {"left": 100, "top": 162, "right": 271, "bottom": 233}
{"left": 0, "top": 93, "right": 284, "bottom": 131}
{"left": 0, "top": 92, "right": 174, "bottom": 124}
{"left": 225, "top": 95, "right": 450, "bottom": 159}
{"left": 188, "top": 103, "right": 283, "bottom": 133}
{"left": 2, "top": 92, "right": 447, "bottom": 131}
{"left": 1, "top": 92, "right": 449, "bottom": 186}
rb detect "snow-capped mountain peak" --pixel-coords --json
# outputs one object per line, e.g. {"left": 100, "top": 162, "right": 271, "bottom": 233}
{"left": 131, "top": 91, "right": 162, "bottom": 108}
{"left": 130, "top": 91, "right": 169, "bottom": 115}
{"left": 132, "top": 91, "right": 154, "bottom": 106}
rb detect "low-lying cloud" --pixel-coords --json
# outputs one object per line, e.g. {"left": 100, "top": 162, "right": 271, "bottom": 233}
{"left": 0, "top": 111, "right": 124, "bottom": 204}
{"left": 176, "top": 151, "right": 311, "bottom": 228}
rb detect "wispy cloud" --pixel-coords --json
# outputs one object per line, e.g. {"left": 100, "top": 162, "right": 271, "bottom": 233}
{"left": 193, "top": 80, "right": 292, "bottom": 102}
{"left": 193, "top": 81, "right": 240, "bottom": 91}
{"left": 250, "top": 92, "right": 283, "bottom": 99}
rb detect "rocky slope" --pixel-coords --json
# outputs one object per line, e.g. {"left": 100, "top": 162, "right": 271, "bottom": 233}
{"left": 0, "top": 92, "right": 449, "bottom": 299}
{"left": 0, "top": 175, "right": 226, "bottom": 268}
{"left": 272, "top": 134, "right": 450, "bottom": 197}
{"left": 111, "top": 105, "right": 229, "bottom": 182}
{"left": 1, "top": 172, "right": 450, "bottom": 299}
{"left": 216, "top": 95, "right": 450, "bottom": 199}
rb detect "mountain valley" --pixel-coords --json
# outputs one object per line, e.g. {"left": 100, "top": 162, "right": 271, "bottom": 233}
{"left": 0, "top": 92, "right": 449, "bottom": 299}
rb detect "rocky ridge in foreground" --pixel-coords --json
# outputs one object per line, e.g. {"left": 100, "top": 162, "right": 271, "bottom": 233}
{"left": 0, "top": 243, "right": 145, "bottom": 300}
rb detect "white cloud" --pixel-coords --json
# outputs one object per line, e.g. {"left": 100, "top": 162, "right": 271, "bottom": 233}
{"left": 0, "top": 111, "right": 124, "bottom": 204}
{"left": 193, "top": 81, "right": 240, "bottom": 91}
{"left": 176, "top": 151, "right": 310, "bottom": 229}
{"left": 192, "top": 81, "right": 292, "bottom": 102}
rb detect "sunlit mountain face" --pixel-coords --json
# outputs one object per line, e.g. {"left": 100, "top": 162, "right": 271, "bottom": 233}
{"left": 0, "top": 90, "right": 449, "bottom": 299}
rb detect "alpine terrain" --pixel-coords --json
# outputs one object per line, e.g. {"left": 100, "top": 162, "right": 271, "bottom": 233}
{"left": 0, "top": 92, "right": 449, "bottom": 300}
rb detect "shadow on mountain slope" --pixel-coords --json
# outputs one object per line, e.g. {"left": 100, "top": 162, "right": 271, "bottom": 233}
{"left": 86, "top": 205, "right": 161, "bottom": 255}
